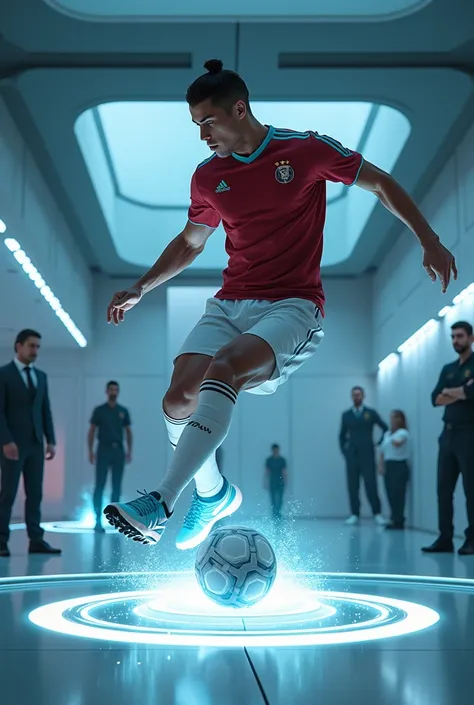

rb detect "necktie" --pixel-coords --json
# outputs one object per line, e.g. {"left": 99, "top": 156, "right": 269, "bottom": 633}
{"left": 24, "top": 366, "right": 36, "bottom": 403}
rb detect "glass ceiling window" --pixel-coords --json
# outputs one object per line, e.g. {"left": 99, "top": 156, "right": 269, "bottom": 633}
{"left": 95, "top": 101, "right": 372, "bottom": 207}
{"left": 43, "top": 0, "right": 431, "bottom": 21}
{"left": 75, "top": 101, "right": 411, "bottom": 270}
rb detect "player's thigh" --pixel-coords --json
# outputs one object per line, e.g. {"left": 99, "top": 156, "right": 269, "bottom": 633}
{"left": 210, "top": 332, "right": 277, "bottom": 389}
{"left": 245, "top": 298, "right": 324, "bottom": 394}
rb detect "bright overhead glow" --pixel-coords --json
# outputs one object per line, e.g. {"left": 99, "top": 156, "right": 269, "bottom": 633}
{"left": 3, "top": 235, "right": 87, "bottom": 348}
{"left": 0, "top": 219, "right": 7, "bottom": 234}
{"left": 397, "top": 319, "right": 438, "bottom": 354}
{"left": 438, "top": 305, "right": 451, "bottom": 318}
{"left": 378, "top": 352, "right": 399, "bottom": 372}
{"left": 96, "top": 101, "right": 373, "bottom": 207}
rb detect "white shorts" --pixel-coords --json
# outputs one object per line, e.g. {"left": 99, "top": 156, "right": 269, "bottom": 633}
{"left": 176, "top": 298, "right": 324, "bottom": 395}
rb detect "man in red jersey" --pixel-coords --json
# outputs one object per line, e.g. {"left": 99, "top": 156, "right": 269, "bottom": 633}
{"left": 104, "top": 59, "right": 457, "bottom": 550}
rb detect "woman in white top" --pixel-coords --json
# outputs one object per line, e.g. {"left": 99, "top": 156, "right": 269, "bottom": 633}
{"left": 378, "top": 410, "right": 410, "bottom": 530}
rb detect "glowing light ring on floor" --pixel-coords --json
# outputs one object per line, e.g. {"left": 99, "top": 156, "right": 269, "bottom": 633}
{"left": 9, "top": 521, "right": 116, "bottom": 534}
{"left": 27, "top": 573, "right": 440, "bottom": 647}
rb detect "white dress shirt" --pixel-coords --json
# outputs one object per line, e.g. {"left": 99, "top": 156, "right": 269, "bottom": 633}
{"left": 352, "top": 405, "right": 365, "bottom": 417}
{"left": 13, "top": 357, "right": 38, "bottom": 388}
{"left": 381, "top": 429, "right": 410, "bottom": 462}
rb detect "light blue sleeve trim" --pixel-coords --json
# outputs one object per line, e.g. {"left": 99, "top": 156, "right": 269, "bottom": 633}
{"left": 188, "top": 218, "right": 220, "bottom": 228}
{"left": 349, "top": 155, "right": 365, "bottom": 186}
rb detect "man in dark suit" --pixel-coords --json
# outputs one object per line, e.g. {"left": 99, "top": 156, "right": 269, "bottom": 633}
{"left": 0, "top": 329, "right": 61, "bottom": 557}
{"left": 339, "top": 386, "right": 388, "bottom": 526}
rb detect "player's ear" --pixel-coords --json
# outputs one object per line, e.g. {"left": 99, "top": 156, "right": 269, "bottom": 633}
{"left": 235, "top": 100, "right": 247, "bottom": 120}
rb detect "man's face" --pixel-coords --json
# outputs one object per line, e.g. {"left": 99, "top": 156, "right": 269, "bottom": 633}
{"left": 190, "top": 98, "right": 246, "bottom": 158}
{"left": 352, "top": 388, "right": 364, "bottom": 407}
{"left": 451, "top": 328, "right": 472, "bottom": 355}
{"left": 107, "top": 384, "right": 119, "bottom": 402}
{"left": 272, "top": 447, "right": 280, "bottom": 457}
{"left": 16, "top": 336, "right": 40, "bottom": 364}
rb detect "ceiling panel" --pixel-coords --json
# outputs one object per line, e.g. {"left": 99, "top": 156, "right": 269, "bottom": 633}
{"left": 41, "top": 0, "right": 432, "bottom": 22}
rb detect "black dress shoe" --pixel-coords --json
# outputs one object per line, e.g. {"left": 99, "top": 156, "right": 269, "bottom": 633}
{"left": 29, "top": 540, "right": 61, "bottom": 555}
{"left": 458, "top": 540, "right": 474, "bottom": 556}
{"left": 421, "top": 539, "right": 454, "bottom": 553}
{"left": 0, "top": 542, "right": 10, "bottom": 557}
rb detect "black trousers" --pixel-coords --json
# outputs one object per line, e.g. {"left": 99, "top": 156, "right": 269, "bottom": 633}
{"left": 345, "top": 451, "right": 381, "bottom": 516}
{"left": 384, "top": 460, "right": 409, "bottom": 526}
{"left": 437, "top": 427, "right": 474, "bottom": 541}
{"left": 93, "top": 446, "right": 125, "bottom": 521}
{"left": 269, "top": 483, "right": 284, "bottom": 518}
{"left": 0, "top": 442, "right": 44, "bottom": 543}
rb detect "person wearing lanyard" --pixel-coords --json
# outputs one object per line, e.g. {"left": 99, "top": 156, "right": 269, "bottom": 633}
{"left": 378, "top": 410, "right": 410, "bottom": 530}
{"left": 422, "top": 321, "right": 474, "bottom": 555}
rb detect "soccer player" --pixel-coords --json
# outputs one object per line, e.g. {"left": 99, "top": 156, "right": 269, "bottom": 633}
{"left": 104, "top": 58, "right": 457, "bottom": 550}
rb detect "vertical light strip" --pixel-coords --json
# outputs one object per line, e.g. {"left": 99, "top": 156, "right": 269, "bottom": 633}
{"left": 3, "top": 235, "right": 87, "bottom": 348}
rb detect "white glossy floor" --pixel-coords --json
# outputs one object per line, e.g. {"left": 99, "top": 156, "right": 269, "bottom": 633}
{"left": 1, "top": 517, "right": 474, "bottom": 705}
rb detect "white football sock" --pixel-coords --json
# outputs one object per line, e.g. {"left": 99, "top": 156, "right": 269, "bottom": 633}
{"left": 163, "top": 410, "right": 224, "bottom": 497}
{"left": 157, "top": 380, "right": 237, "bottom": 510}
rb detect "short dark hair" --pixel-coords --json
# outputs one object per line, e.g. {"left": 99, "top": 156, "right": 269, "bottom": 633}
{"left": 451, "top": 321, "right": 473, "bottom": 336}
{"left": 186, "top": 59, "right": 250, "bottom": 113}
{"left": 352, "top": 386, "right": 365, "bottom": 394}
{"left": 15, "top": 329, "right": 41, "bottom": 350}
{"left": 271, "top": 444, "right": 280, "bottom": 450}
{"left": 106, "top": 380, "right": 119, "bottom": 389}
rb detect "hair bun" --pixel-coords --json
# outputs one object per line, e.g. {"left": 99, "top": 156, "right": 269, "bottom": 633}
{"left": 204, "top": 59, "right": 224, "bottom": 74}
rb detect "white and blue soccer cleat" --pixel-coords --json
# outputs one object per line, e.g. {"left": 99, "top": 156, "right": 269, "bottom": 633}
{"left": 176, "top": 478, "right": 242, "bottom": 550}
{"left": 104, "top": 491, "right": 171, "bottom": 546}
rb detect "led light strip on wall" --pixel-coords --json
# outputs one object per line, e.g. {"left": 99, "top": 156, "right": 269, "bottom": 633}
{"left": 378, "top": 282, "right": 474, "bottom": 372}
{"left": 3, "top": 233, "right": 87, "bottom": 348}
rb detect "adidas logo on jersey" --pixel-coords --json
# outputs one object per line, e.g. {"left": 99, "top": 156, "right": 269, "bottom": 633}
{"left": 215, "top": 180, "right": 230, "bottom": 193}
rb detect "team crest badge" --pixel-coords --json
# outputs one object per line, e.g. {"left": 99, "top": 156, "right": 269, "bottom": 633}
{"left": 119, "top": 412, "right": 125, "bottom": 419}
{"left": 275, "top": 160, "right": 294, "bottom": 184}
{"left": 364, "top": 412, "right": 371, "bottom": 420}
{"left": 465, "top": 369, "right": 472, "bottom": 378}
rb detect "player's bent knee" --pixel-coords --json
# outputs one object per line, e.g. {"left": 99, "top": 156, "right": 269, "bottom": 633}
{"left": 163, "top": 385, "right": 199, "bottom": 419}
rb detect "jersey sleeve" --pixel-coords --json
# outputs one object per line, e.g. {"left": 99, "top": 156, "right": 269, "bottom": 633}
{"left": 90, "top": 407, "right": 100, "bottom": 426}
{"left": 188, "top": 171, "right": 221, "bottom": 229}
{"left": 309, "top": 132, "right": 363, "bottom": 185}
{"left": 123, "top": 409, "right": 131, "bottom": 427}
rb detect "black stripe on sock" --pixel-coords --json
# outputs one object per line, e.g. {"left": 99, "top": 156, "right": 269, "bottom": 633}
{"left": 164, "top": 413, "right": 190, "bottom": 426}
{"left": 200, "top": 379, "right": 238, "bottom": 400}
{"left": 200, "top": 383, "right": 237, "bottom": 405}
{"left": 200, "top": 379, "right": 237, "bottom": 399}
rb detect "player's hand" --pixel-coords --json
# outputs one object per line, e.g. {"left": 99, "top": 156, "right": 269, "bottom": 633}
{"left": 107, "top": 287, "right": 142, "bottom": 325}
{"left": 45, "top": 444, "right": 56, "bottom": 461}
{"left": 422, "top": 239, "right": 457, "bottom": 293}
{"left": 89, "top": 451, "right": 96, "bottom": 465}
{"left": 3, "top": 442, "right": 19, "bottom": 461}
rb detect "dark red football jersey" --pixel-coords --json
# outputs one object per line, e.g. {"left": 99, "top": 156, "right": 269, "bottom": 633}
{"left": 188, "top": 126, "right": 363, "bottom": 314}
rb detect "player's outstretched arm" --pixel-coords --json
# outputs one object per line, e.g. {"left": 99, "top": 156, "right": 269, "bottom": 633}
{"left": 106, "top": 221, "right": 215, "bottom": 325}
{"left": 355, "top": 160, "right": 457, "bottom": 293}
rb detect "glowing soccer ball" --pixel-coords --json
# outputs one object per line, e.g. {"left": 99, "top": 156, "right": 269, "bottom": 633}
{"left": 195, "top": 526, "right": 277, "bottom": 609}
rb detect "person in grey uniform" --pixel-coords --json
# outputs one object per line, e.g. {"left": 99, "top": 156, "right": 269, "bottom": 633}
{"left": 0, "top": 329, "right": 60, "bottom": 557}
{"left": 339, "top": 386, "right": 388, "bottom": 526}
{"left": 88, "top": 381, "right": 132, "bottom": 532}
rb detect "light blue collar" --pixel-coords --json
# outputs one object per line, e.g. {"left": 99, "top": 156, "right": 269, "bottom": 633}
{"left": 232, "top": 125, "right": 275, "bottom": 164}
